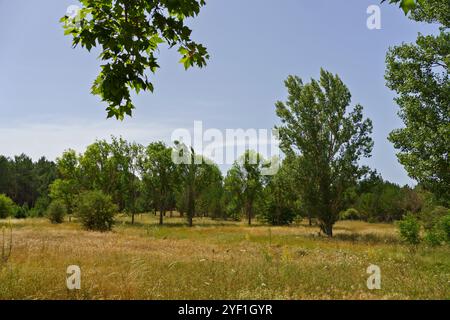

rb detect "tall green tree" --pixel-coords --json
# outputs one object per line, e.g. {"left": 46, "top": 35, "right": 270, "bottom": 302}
{"left": 49, "top": 179, "right": 78, "bottom": 221}
{"left": 0, "top": 156, "right": 12, "bottom": 196}
{"left": 141, "top": 141, "right": 177, "bottom": 225}
{"left": 10, "top": 154, "right": 35, "bottom": 207}
{"left": 223, "top": 166, "right": 245, "bottom": 221}
{"left": 276, "top": 70, "right": 373, "bottom": 236}
{"left": 227, "top": 150, "right": 266, "bottom": 226}
{"left": 61, "top": 0, "right": 209, "bottom": 119}
{"left": 173, "top": 142, "right": 216, "bottom": 227}
{"left": 196, "top": 161, "right": 224, "bottom": 219}
{"left": 51, "top": 150, "right": 81, "bottom": 220}
{"left": 110, "top": 137, "right": 143, "bottom": 223}
{"left": 260, "top": 157, "right": 298, "bottom": 226}
{"left": 385, "top": 0, "right": 449, "bottom": 205}
{"left": 79, "top": 140, "right": 116, "bottom": 195}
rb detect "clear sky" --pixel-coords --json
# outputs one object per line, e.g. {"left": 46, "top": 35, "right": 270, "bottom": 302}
{"left": 0, "top": 0, "right": 440, "bottom": 185}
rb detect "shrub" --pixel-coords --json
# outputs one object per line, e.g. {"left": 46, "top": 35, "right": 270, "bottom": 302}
{"left": 398, "top": 213, "right": 421, "bottom": 245}
{"left": 340, "top": 208, "right": 360, "bottom": 221}
{"left": 47, "top": 200, "right": 66, "bottom": 224}
{"left": 260, "top": 201, "right": 296, "bottom": 226}
{"left": 424, "top": 228, "right": 445, "bottom": 246}
{"left": 422, "top": 207, "right": 449, "bottom": 246}
{"left": 440, "top": 214, "right": 450, "bottom": 243}
{"left": 0, "top": 194, "right": 15, "bottom": 219}
{"left": 420, "top": 206, "right": 449, "bottom": 231}
{"left": 31, "top": 196, "right": 51, "bottom": 217}
{"left": 225, "top": 201, "right": 242, "bottom": 221}
{"left": 76, "top": 190, "right": 117, "bottom": 231}
{"left": 14, "top": 204, "right": 28, "bottom": 219}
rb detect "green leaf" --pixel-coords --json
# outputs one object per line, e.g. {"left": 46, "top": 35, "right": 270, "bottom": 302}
{"left": 400, "top": 0, "right": 416, "bottom": 14}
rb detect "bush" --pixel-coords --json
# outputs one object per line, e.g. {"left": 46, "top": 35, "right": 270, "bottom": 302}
{"left": 14, "top": 204, "right": 29, "bottom": 219}
{"left": 0, "top": 194, "right": 15, "bottom": 219}
{"left": 260, "top": 201, "right": 296, "bottom": 226}
{"left": 340, "top": 208, "right": 360, "bottom": 221}
{"left": 398, "top": 213, "right": 421, "bottom": 245}
{"left": 76, "top": 190, "right": 117, "bottom": 231}
{"left": 422, "top": 207, "right": 449, "bottom": 246}
{"left": 225, "top": 201, "right": 242, "bottom": 221}
{"left": 31, "top": 196, "right": 51, "bottom": 217}
{"left": 424, "top": 228, "right": 445, "bottom": 246}
{"left": 47, "top": 200, "right": 66, "bottom": 224}
{"left": 420, "top": 206, "right": 449, "bottom": 231}
{"left": 440, "top": 214, "right": 450, "bottom": 243}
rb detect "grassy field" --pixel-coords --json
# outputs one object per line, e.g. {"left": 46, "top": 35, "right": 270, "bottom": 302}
{"left": 0, "top": 215, "right": 449, "bottom": 300}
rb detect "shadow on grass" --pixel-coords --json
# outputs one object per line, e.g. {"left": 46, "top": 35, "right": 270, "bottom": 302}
{"left": 332, "top": 232, "right": 400, "bottom": 245}
{"left": 119, "top": 220, "right": 243, "bottom": 229}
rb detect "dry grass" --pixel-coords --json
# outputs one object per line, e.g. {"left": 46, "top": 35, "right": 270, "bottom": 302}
{"left": 0, "top": 215, "right": 449, "bottom": 300}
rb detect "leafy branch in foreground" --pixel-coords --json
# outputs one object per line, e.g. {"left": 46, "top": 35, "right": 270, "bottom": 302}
{"left": 61, "top": 0, "right": 209, "bottom": 120}
{"left": 385, "top": 0, "right": 449, "bottom": 205}
{"left": 381, "top": 0, "right": 421, "bottom": 15}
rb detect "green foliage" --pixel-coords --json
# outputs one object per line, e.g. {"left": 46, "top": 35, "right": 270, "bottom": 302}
{"left": 276, "top": 69, "right": 373, "bottom": 236}
{"left": 140, "top": 141, "right": 177, "bottom": 225}
{"left": 0, "top": 155, "right": 57, "bottom": 210}
{"left": 355, "top": 180, "right": 421, "bottom": 222}
{"left": 47, "top": 200, "right": 67, "bottom": 224}
{"left": 14, "top": 204, "right": 28, "bottom": 219}
{"left": 260, "top": 157, "right": 298, "bottom": 226}
{"left": 385, "top": 0, "right": 449, "bottom": 206}
{"left": 0, "top": 194, "right": 15, "bottom": 219}
{"left": 340, "top": 208, "right": 360, "bottom": 221}
{"left": 109, "top": 137, "right": 142, "bottom": 219}
{"left": 423, "top": 208, "right": 450, "bottom": 246}
{"left": 49, "top": 179, "right": 78, "bottom": 217}
{"left": 388, "top": 0, "right": 449, "bottom": 25}
{"left": 224, "top": 151, "right": 266, "bottom": 225}
{"left": 60, "top": 0, "right": 209, "bottom": 119}
{"left": 28, "top": 196, "right": 51, "bottom": 218}
{"left": 173, "top": 142, "right": 221, "bottom": 226}
{"left": 441, "top": 213, "right": 450, "bottom": 241}
{"left": 78, "top": 138, "right": 143, "bottom": 223}
{"left": 196, "top": 165, "right": 225, "bottom": 219}
{"left": 261, "top": 201, "right": 296, "bottom": 226}
{"left": 420, "top": 206, "right": 449, "bottom": 231}
{"left": 76, "top": 190, "right": 117, "bottom": 232}
{"left": 398, "top": 213, "right": 421, "bottom": 245}
{"left": 223, "top": 167, "right": 244, "bottom": 221}
{"left": 381, "top": 0, "right": 420, "bottom": 15}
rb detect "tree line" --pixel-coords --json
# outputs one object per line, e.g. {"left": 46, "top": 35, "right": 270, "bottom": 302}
{"left": 0, "top": 74, "right": 446, "bottom": 238}
{"left": 0, "top": 68, "right": 447, "bottom": 238}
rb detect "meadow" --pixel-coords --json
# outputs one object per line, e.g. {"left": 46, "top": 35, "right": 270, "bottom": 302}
{"left": 0, "top": 215, "right": 449, "bottom": 300}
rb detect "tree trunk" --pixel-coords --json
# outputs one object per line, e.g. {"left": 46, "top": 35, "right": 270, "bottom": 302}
{"left": 188, "top": 189, "right": 194, "bottom": 227}
{"left": 131, "top": 213, "right": 135, "bottom": 224}
{"left": 321, "top": 221, "right": 333, "bottom": 237}
{"left": 159, "top": 206, "right": 164, "bottom": 225}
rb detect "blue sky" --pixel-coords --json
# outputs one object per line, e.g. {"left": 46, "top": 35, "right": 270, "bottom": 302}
{"left": 0, "top": 0, "right": 439, "bottom": 185}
